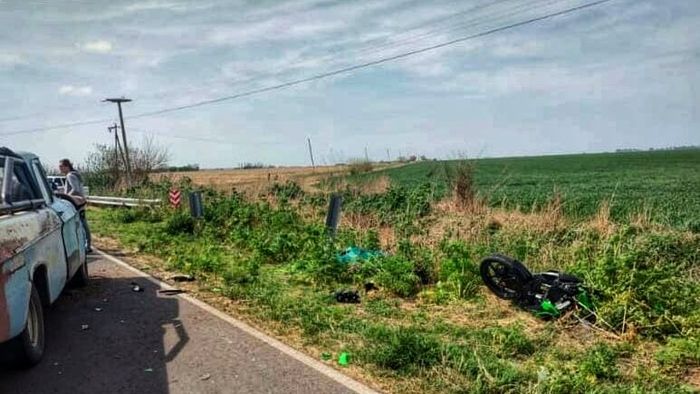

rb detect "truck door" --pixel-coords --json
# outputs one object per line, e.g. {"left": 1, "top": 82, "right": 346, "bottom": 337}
{"left": 29, "top": 160, "right": 84, "bottom": 278}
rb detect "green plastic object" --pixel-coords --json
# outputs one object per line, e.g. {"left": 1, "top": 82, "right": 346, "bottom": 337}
{"left": 536, "top": 299, "right": 560, "bottom": 318}
{"left": 337, "top": 246, "right": 383, "bottom": 264}
{"left": 338, "top": 352, "right": 350, "bottom": 366}
{"left": 576, "top": 289, "right": 594, "bottom": 311}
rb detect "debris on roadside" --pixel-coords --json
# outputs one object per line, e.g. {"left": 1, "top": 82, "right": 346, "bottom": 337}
{"left": 321, "top": 352, "right": 332, "bottom": 361}
{"left": 81, "top": 324, "right": 89, "bottom": 330}
{"left": 94, "top": 307, "right": 103, "bottom": 312}
{"left": 169, "top": 274, "right": 195, "bottom": 282}
{"left": 144, "top": 368, "right": 153, "bottom": 373}
{"left": 338, "top": 352, "right": 350, "bottom": 366}
{"left": 158, "top": 289, "right": 187, "bottom": 296}
{"left": 199, "top": 373, "right": 211, "bottom": 381}
{"left": 337, "top": 246, "right": 383, "bottom": 264}
{"left": 130, "top": 282, "right": 144, "bottom": 292}
{"left": 334, "top": 290, "right": 360, "bottom": 304}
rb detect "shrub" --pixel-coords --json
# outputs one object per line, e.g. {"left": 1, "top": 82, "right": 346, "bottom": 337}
{"left": 165, "top": 211, "right": 195, "bottom": 235}
{"left": 397, "top": 239, "right": 436, "bottom": 285}
{"left": 571, "top": 229, "right": 700, "bottom": 338}
{"left": 270, "top": 180, "right": 304, "bottom": 200}
{"left": 438, "top": 241, "right": 481, "bottom": 299}
{"left": 348, "top": 159, "right": 373, "bottom": 175}
{"left": 374, "top": 255, "right": 421, "bottom": 297}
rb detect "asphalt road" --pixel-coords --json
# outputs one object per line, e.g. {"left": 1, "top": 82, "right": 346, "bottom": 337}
{"left": 0, "top": 254, "right": 372, "bottom": 394}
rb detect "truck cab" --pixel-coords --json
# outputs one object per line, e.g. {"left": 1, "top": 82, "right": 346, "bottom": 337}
{"left": 0, "top": 147, "right": 88, "bottom": 367}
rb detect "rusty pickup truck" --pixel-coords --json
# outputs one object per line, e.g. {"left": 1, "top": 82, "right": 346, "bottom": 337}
{"left": 0, "top": 147, "right": 88, "bottom": 367}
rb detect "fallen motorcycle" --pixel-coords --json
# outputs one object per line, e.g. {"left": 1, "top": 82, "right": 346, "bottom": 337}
{"left": 480, "top": 254, "right": 594, "bottom": 319}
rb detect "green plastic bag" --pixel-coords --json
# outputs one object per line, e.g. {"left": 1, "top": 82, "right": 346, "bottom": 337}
{"left": 336, "top": 246, "right": 383, "bottom": 264}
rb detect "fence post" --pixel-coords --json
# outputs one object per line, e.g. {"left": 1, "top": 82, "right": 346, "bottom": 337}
{"left": 189, "top": 191, "right": 204, "bottom": 218}
{"left": 325, "top": 194, "right": 343, "bottom": 237}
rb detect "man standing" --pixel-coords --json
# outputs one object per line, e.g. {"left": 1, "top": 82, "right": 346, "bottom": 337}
{"left": 59, "top": 159, "right": 92, "bottom": 252}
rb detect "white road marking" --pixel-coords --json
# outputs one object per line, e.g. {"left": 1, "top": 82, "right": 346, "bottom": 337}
{"left": 94, "top": 249, "right": 380, "bottom": 394}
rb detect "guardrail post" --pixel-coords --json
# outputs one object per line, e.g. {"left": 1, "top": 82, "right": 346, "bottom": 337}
{"left": 189, "top": 191, "right": 204, "bottom": 218}
{"left": 325, "top": 194, "right": 342, "bottom": 237}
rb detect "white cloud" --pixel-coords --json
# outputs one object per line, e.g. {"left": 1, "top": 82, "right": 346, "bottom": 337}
{"left": 58, "top": 85, "right": 93, "bottom": 96}
{"left": 0, "top": 53, "right": 26, "bottom": 67}
{"left": 81, "top": 40, "right": 113, "bottom": 53}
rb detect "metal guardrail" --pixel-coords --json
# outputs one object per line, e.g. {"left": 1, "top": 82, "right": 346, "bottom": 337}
{"left": 87, "top": 196, "right": 161, "bottom": 207}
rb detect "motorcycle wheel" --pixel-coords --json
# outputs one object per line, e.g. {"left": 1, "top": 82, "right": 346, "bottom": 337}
{"left": 480, "top": 254, "right": 532, "bottom": 299}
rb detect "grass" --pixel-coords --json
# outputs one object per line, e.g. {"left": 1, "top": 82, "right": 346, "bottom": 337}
{"left": 87, "top": 149, "right": 700, "bottom": 393}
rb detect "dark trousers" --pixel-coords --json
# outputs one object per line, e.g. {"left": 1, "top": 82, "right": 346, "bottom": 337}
{"left": 79, "top": 210, "right": 92, "bottom": 251}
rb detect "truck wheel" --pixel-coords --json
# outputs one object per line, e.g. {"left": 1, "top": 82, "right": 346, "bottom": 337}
{"left": 9, "top": 285, "right": 45, "bottom": 367}
{"left": 69, "top": 257, "right": 89, "bottom": 288}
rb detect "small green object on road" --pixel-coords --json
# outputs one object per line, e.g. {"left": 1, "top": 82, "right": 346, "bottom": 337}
{"left": 338, "top": 352, "right": 350, "bottom": 366}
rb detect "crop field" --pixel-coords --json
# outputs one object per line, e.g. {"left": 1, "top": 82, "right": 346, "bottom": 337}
{"left": 349, "top": 149, "right": 700, "bottom": 231}
{"left": 91, "top": 149, "right": 700, "bottom": 393}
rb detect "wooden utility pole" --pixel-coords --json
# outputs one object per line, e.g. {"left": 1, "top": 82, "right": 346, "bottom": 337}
{"left": 307, "top": 137, "right": 316, "bottom": 168}
{"left": 108, "top": 123, "right": 125, "bottom": 173}
{"left": 103, "top": 97, "right": 133, "bottom": 186}
{"left": 364, "top": 146, "right": 369, "bottom": 162}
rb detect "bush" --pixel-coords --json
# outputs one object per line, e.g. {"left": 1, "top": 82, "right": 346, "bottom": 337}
{"left": 348, "top": 159, "right": 373, "bottom": 175}
{"left": 397, "top": 239, "right": 436, "bottom": 285}
{"left": 438, "top": 241, "right": 481, "bottom": 300}
{"left": 374, "top": 255, "right": 421, "bottom": 297}
{"left": 165, "top": 211, "right": 195, "bottom": 235}
{"left": 270, "top": 180, "right": 304, "bottom": 200}
{"left": 571, "top": 229, "right": 700, "bottom": 338}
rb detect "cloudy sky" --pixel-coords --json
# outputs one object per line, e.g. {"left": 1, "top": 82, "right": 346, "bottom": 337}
{"left": 0, "top": 0, "right": 698, "bottom": 168}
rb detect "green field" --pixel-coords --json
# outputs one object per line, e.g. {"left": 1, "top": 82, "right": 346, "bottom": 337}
{"left": 359, "top": 149, "right": 700, "bottom": 231}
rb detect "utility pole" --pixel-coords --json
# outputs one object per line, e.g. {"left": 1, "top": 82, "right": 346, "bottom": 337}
{"left": 364, "top": 146, "right": 369, "bottom": 162}
{"left": 386, "top": 148, "right": 391, "bottom": 162}
{"left": 103, "top": 97, "right": 133, "bottom": 186}
{"left": 307, "top": 137, "right": 316, "bottom": 169}
{"left": 108, "top": 123, "right": 125, "bottom": 173}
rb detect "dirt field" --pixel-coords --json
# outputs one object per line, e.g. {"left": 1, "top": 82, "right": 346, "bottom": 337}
{"left": 151, "top": 163, "right": 397, "bottom": 193}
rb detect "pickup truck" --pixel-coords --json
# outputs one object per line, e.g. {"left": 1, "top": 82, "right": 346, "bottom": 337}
{"left": 0, "top": 147, "right": 88, "bottom": 367}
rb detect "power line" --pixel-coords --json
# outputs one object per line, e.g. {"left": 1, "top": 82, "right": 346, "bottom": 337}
{"left": 128, "top": 0, "right": 612, "bottom": 119}
{"left": 2, "top": 117, "right": 112, "bottom": 136}
{"left": 129, "top": 0, "right": 560, "bottom": 103}
{"left": 0, "top": 0, "right": 569, "bottom": 126}
{"left": 1, "top": 0, "right": 612, "bottom": 137}
{"left": 1, "top": 0, "right": 521, "bottom": 124}
{"left": 129, "top": 129, "right": 240, "bottom": 145}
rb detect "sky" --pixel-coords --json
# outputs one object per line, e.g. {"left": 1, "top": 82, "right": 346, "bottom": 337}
{"left": 0, "top": 0, "right": 698, "bottom": 168}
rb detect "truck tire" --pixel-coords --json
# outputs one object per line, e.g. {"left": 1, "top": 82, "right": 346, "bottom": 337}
{"left": 8, "top": 285, "right": 45, "bottom": 367}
